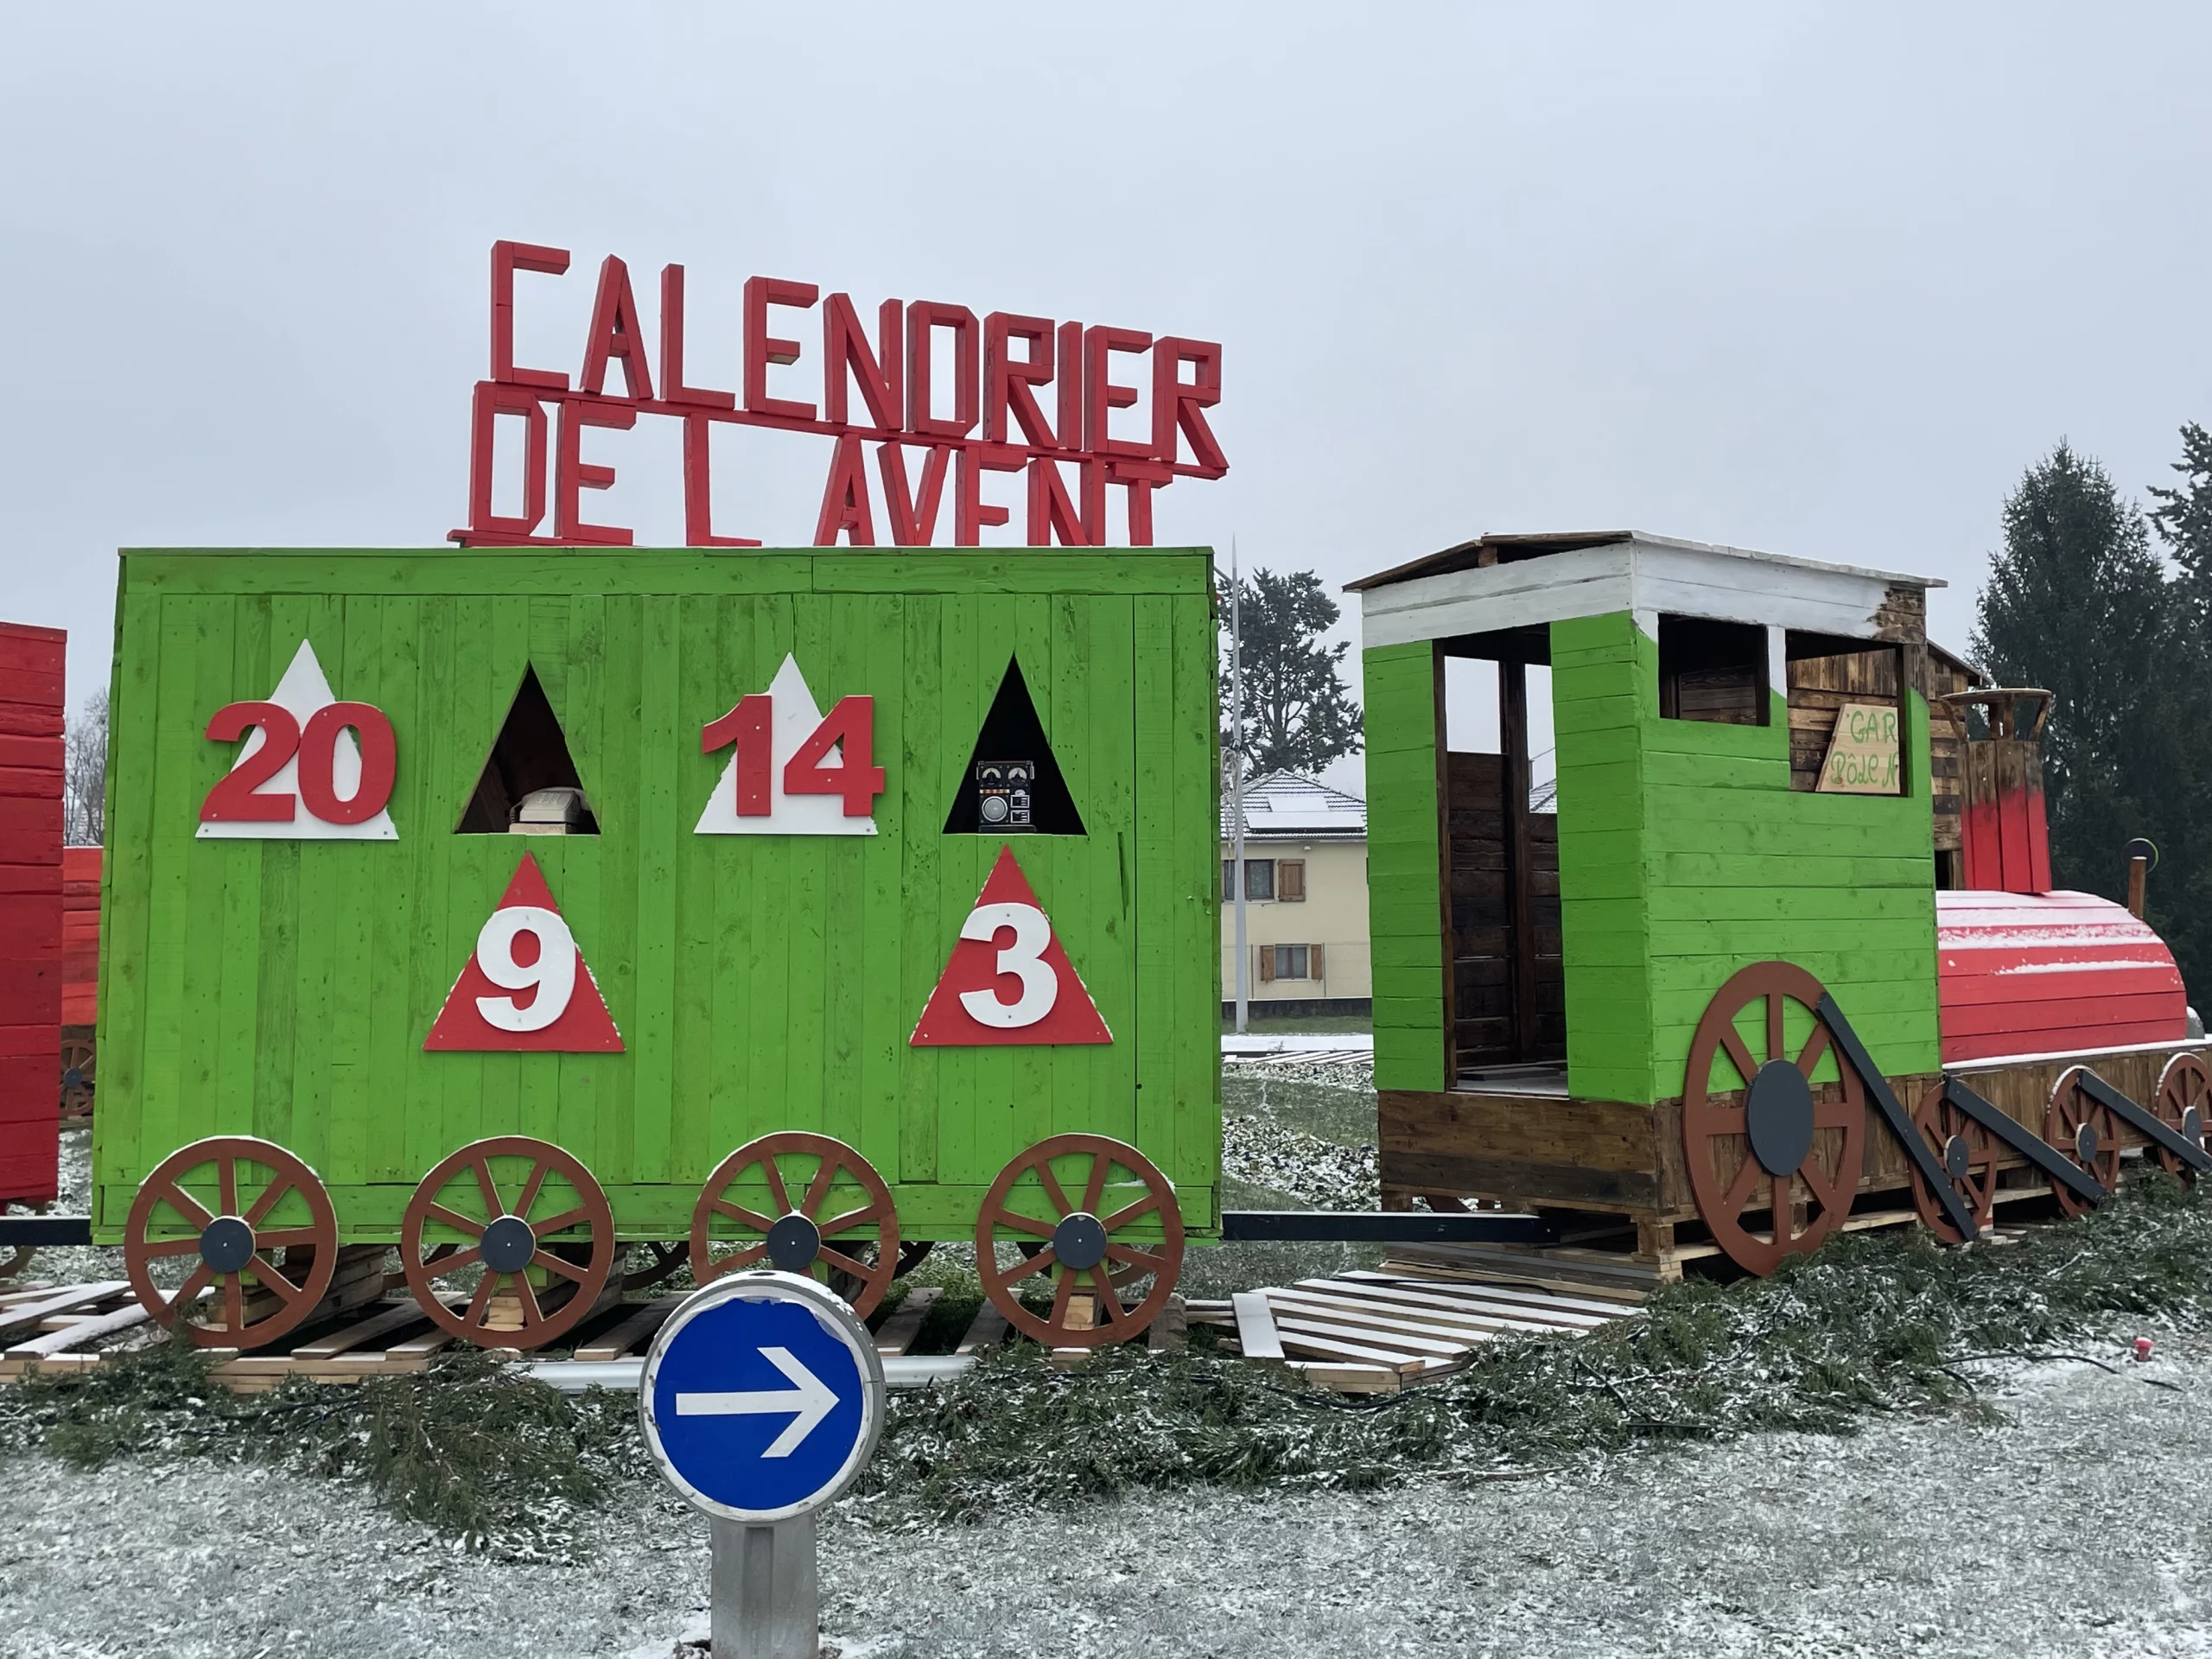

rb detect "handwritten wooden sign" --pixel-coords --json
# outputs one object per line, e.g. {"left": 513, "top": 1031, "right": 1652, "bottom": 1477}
{"left": 1818, "top": 701, "right": 1902, "bottom": 794}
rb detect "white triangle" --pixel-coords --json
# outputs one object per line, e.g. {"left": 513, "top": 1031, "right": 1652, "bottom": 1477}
{"left": 197, "top": 639, "right": 400, "bottom": 841}
{"left": 694, "top": 653, "right": 878, "bottom": 837}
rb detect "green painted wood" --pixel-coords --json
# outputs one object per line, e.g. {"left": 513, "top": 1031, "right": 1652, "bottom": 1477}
{"left": 1363, "top": 642, "right": 1445, "bottom": 1095}
{"left": 1549, "top": 611, "right": 1937, "bottom": 1104}
{"left": 92, "top": 550, "right": 1217, "bottom": 1244}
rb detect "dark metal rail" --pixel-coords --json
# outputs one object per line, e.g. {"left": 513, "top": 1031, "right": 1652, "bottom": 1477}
{"left": 1218, "top": 1211, "right": 1555, "bottom": 1244}
{"left": 0, "top": 1216, "right": 93, "bottom": 1247}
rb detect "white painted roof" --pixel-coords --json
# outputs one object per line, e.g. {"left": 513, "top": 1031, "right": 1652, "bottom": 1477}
{"left": 1354, "top": 530, "right": 1943, "bottom": 652}
{"left": 1221, "top": 771, "right": 1367, "bottom": 840}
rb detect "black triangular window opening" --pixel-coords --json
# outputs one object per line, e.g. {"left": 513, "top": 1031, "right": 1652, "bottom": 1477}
{"left": 942, "top": 656, "right": 1086, "bottom": 836}
{"left": 456, "top": 664, "right": 601, "bottom": 835}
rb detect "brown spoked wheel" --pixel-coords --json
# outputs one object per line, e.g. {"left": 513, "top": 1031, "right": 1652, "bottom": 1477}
{"left": 2044, "top": 1065, "right": 2122, "bottom": 1217}
{"left": 400, "top": 1136, "right": 616, "bottom": 1350}
{"left": 974, "top": 1134, "right": 1185, "bottom": 1348}
{"left": 1681, "top": 961, "right": 1866, "bottom": 1276}
{"left": 622, "top": 1241, "right": 690, "bottom": 1292}
{"left": 1909, "top": 1083, "right": 1999, "bottom": 1245}
{"left": 689, "top": 1133, "right": 899, "bottom": 1317}
{"left": 2152, "top": 1052, "right": 2211, "bottom": 1182}
{"left": 57, "top": 1037, "right": 95, "bottom": 1123}
{"left": 123, "top": 1136, "right": 339, "bottom": 1349}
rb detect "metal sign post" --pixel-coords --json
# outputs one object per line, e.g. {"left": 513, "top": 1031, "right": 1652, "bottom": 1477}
{"left": 640, "top": 1271, "right": 887, "bottom": 1659}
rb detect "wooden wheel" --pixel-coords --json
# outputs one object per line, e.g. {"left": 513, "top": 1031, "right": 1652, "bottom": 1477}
{"left": 400, "top": 1136, "right": 616, "bottom": 1350}
{"left": 2044, "top": 1065, "right": 2121, "bottom": 1217}
{"left": 124, "top": 1136, "right": 339, "bottom": 1349}
{"left": 2153, "top": 1053, "right": 2211, "bottom": 1182}
{"left": 1681, "top": 962, "right": 1866, "bottom": 1275}
{"left": 623, "top": 1242, "right": 690, "bottom": 1292}
{"left": 1909, "top": 1083, "right": 1998, "bottom": 1244}
{"left": 57, "top": 1036, "right": 94, "bottom": 1122}
{"left": 975, "top": 1134, "right": 1185, "bottom": 1348}
{"left": 690, "top": 1133, "right": 899, "bottom": 1317}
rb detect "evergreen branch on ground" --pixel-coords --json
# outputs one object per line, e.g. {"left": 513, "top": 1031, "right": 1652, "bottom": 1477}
{"left": 3, "top": 1179, "right": 2210, "bottom": 1549}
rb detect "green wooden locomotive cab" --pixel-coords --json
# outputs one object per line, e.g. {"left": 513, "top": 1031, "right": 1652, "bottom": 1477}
{"left": 92, "top": 546, "right": 1220, "bottom": 1351}
{"left": 1354, "top": 531, "right": 1948, "bottom": 1270}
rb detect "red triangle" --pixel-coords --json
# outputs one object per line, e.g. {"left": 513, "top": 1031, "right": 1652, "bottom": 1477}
{"left": 423, "top": 853, "right": 625, "bottom": 1052}
{"left": 910, "top": 845, "right": 1112, "bottom": 1046}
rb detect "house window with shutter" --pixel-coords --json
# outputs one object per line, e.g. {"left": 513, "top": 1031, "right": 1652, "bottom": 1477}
{"left": 1223, "top": 859, "right": 1277, "bottom": 899}
{"left": 1277, "top": 859, "right": 1306, "bottom": 901}
{"left": 1264, "top": 944, "right": 1312, "bottom": 981}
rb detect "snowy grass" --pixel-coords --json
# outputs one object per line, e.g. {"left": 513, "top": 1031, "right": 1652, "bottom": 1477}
{"left": 862, "top": 1173, "right": 2212, "bottom": 1520}
{"left": 10, "top": 1177, "right": 2210, "bottom": 1553}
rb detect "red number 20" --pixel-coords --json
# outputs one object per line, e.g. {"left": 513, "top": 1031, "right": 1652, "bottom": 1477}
{"left": 200, "top": 701, "right": 397, "bottom": 825}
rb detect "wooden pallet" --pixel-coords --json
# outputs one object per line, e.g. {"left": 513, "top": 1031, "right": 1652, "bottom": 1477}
{"left": 1187, "top": 1268, "right": 1639, "bottom": 1392}
{"left": 0, "top": 1279, "right": 1022, "bottom": 1389}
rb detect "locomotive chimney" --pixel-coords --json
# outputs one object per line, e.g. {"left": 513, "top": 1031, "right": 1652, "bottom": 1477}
{"left": 1939, "top": 689, "right": 2053, "bottom": 895}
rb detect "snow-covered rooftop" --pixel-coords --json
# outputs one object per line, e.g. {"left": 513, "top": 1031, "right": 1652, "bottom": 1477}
{"left": 1221, "top": 771, "right": 1367, "bottom": 841}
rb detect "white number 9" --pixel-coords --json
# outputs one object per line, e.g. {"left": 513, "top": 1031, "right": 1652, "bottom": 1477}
{"left": 474, "top": 906, "right": 578, "bottom": 1033}
{"left": 957, "top": 902, "right": 1058, "bottom": 1028}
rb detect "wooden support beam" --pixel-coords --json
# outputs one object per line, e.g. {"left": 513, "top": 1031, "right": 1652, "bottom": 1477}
{"left": 1500, "top": 659, "right": 1540, "bottom": 1062}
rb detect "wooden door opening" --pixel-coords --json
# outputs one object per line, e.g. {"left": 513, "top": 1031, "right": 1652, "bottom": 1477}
{"left": 1439, "top": 631, "right": 1564, "bottom": 1084}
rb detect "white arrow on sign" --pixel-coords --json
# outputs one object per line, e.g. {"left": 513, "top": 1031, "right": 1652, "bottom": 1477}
{"left": 674, "top": 1345, "right": 839, "bottom": 1458}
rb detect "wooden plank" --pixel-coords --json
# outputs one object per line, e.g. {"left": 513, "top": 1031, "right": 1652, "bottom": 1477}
{"left": 0, "top": 1281, "right": 129, "bottom": 1334}
{"left": 574, "top": 1295, "right": 682, "bottom": 1362}
{"left": 1270, "top": 1310, "right": 1470, "bottom": 1360}
{"left": 1231, "top": 1290, "right": 1283, "bottom": 1360}
{"left": 871, "top": 1285, "right": 941, "bottom": 1357}
{"left": 1282, "top": 1282, "right": 1610, "bottom": 1336}
{"left": 7, "top": 1301, "right": 149, "bottom": 1359}
{"left": 385, "top": 1320, "right": 461, "bottom": 1359}
{"left": 1271, "top": 1326, "right": 1427, "bottom": 1373}
{"left": 953, "top": 1300, "right": 1009, "bottom": 1356}
{"left": 1292, "top": 1277, "right": 1611, "bottom": 1332}
{"left": 1377, "top": 1252, "right": 1653, "bottom": 1304}
{"left": 1268, "top": 1295, "right": 1499, "bottom": 1351}
{"left": 1339, "top": 1271, "right": 1633, "bottom": 1319}
{"left": 1286, "top": 1362, "right": 1402, "bottom": 1394}
{"left": 290, "top": 1299, "right": 433, "bottom": 1360}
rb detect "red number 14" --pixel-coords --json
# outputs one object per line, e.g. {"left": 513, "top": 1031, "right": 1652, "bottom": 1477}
{"left": 702, "top": 694, "right": 884, "bottom": 818}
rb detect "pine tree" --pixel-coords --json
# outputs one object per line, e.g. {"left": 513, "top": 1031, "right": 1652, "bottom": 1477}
{"left": 1217, "top": 568, "right": 1363, "bottom": 776}
{"left": 2150, "top": 421, "right": 2212, "bottom": 626}
{"left": 1971, "top": 442, "right": 2209, "bottom": 992}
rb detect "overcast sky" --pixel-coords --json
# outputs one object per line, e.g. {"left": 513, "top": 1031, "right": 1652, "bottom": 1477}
{"left": 4, "top": 4, "right": 2207, "bottom": 794}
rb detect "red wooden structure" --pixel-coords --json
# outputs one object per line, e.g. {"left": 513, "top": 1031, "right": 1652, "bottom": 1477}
{"left": 0, "top": 622, "right": 65, "bottom": 1204}
{"left": 60, "top": 848, "right": 99, "bottom": 1028}
{"left": 1936, "top": 887, "right": 2186, "bottom": 1064}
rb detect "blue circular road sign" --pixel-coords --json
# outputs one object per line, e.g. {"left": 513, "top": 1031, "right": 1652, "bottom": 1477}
{"left": 639, "top": 1271, "right": 886, "bottom": 1523}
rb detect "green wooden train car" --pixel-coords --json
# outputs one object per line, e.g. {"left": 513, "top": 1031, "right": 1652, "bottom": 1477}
{"left": 1355, "top": 531, "right": 2209, "bottom": 1281}
{"left": 92, "top": 547, "right": 1219, "bottom": 1351}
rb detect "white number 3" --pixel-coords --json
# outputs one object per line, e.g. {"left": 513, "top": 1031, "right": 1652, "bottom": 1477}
{"left": 474, "top": 906, "right": 578, "bottom": 1033}
{"left": 957, "top": 902, "right": 1058, "bottom": 1028}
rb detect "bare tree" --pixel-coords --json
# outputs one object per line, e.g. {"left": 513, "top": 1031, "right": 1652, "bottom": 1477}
{"left": 64, "top": 690, "right": 107, "bottom": 847}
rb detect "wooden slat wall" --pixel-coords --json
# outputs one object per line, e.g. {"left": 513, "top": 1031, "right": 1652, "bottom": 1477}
{"left": 1553, "top": 612, "right": 1941, "bottom": 1105}
{"left": 91, "top": 551, "right": 1218, "bottom": 1242}
{"left": 1788, "top": 645, "right": 1972, "bottom": 855}
{"left": 0, "top": 621, "right": 65, "bottom": 1203}
{"left": 1364, "top": 642, "right": 1450, "bottom": 1094}
{"left": 1445, "top": 753, "right": 1562, "bottom": 1066}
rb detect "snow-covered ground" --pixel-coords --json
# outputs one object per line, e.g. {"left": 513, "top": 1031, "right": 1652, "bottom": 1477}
{"left": 3, "top": 1341, "right": 2209, "bottom": 1657}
